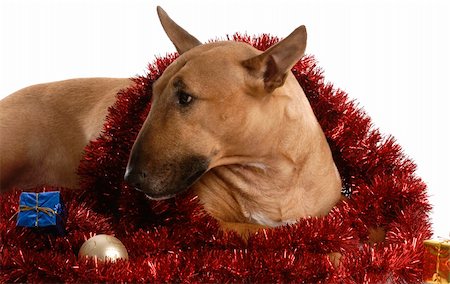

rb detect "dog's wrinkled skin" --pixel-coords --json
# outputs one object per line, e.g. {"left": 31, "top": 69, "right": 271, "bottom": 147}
{"left": 125, "top": 7, "right": 342, "bottom": 237}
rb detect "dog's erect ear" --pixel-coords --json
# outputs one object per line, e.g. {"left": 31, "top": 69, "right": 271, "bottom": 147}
{"left": 157, "top": 6, "right": 202, "bottom": 54}
{"left": 242, "top": 25, "right": 307, "bottom": 93}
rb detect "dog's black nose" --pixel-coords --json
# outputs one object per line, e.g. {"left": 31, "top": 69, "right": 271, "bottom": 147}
{"left": 124, "top": 168, "right": 147, "bottom": 191}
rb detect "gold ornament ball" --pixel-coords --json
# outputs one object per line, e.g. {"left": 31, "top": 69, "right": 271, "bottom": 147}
{"left": 78, "top": 234, "right": 129, "bottom": 261}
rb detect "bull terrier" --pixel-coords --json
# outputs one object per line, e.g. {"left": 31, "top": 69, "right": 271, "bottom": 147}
{"left": 0, "top": 7, "right": 342, "bottom": 238}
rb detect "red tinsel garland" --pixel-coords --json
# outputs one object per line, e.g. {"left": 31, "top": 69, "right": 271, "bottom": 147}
{"left": 0, "top": 34, "right": 431, "bottom": 283}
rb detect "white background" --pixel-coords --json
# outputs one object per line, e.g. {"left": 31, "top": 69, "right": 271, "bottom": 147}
{"left": 1, "top": 0, "right": 448, "bottom": 238}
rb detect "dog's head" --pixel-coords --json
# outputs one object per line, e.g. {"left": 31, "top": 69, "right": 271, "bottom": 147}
{"left": 125, "top": 7, "right": 307, "bottom": 200}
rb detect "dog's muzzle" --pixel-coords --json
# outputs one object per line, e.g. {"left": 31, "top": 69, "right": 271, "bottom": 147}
{"left": 124, "top": 155, "right": 209, "bottom": 200}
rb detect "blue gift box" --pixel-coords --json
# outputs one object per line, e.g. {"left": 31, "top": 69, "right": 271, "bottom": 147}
{"left": 16, "top": 192, "right": 65, "bottom": 233}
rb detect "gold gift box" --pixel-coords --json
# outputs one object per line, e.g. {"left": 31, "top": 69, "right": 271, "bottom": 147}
{"left": 423, "top": 239, "right": 450, "bottom": 283}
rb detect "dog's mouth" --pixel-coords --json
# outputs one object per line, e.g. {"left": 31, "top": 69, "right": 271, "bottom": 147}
{"left": 133, "top": 157, "right": 209, "bottom": 200}
{"left": 142, "top": 168, "right": 206, "bottom": 200}
{"left": 144, "top": 192, "right": 178, "bottom": 201}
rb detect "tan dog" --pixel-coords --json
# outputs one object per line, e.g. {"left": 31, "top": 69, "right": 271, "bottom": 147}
{"left": 0, "top": 7, "right": 342, "bottom": 238}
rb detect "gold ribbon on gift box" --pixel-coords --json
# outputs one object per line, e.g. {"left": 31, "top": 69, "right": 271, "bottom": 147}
{"left": 424, "top": 239, "right": 450, "bottom": 283}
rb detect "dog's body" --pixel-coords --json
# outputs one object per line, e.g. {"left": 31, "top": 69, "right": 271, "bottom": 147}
{"left": 1, "top": 7, "right": 342, "bottom": 238}
{"left": 0, "top": 78, "right": 132, "bottom": 190}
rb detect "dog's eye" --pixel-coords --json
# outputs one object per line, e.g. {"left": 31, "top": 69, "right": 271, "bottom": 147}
{"left": 176, "top": 91, "right": 193, "bottom": 106}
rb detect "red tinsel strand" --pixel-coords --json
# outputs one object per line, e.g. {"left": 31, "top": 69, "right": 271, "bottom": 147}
{"left": 0, "top": 33, "right": 431, "bottom": 283}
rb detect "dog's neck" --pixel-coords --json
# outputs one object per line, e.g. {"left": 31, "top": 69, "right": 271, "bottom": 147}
{"left": 193, "top": 75, "right": 342, "bottom": 228}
